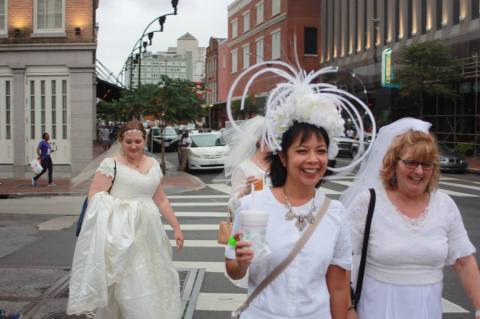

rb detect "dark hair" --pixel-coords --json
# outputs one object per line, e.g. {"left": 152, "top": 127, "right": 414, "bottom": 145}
{"left": 118, "top": 120, "right": 147, "bottom": 140}
{"left": 269, "top": 122, "right": 330, "bottom": 188}
{"left": 42, "top": 132, "right": 49, "bottom": 140}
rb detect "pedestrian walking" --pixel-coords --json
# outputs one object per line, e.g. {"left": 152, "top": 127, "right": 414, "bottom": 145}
{"left": 32, "top": 132, "right": 55, "bottom": 187}
{"left": 99, "top": 126, "right": 111, "bottom": 150}
{"left": 224, "top": 60, "right": 376, "bottom": 318}
{"left": 177, "top": 130, "right": 191, "bottom": 171}
{"left": 341, "top": 118, "right": 480, "bottom": 319}
{"left": 67, "top": 120, "right": 184, "bottom": 319}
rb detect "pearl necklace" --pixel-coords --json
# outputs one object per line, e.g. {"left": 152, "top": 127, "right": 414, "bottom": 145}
{"left": 282, "top": 189, "right": 316, "bottom": 231}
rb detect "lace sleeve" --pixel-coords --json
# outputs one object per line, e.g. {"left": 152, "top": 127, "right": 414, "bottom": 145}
{"left": 346, "top": 190, "right": 372, "bottom": 255}
{"left": 96, "top": 158, "right": 116, "bottom": 178}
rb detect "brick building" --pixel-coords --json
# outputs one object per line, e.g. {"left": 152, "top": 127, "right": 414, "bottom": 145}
{"left": 207, "top": 0, "right": 322, "bottom": 128}
{"left": 0, "top": 0, "right": 99, "bottom": 178}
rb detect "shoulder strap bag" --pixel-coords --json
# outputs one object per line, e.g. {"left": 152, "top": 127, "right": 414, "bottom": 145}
{"left": 231, "top": 197, "right": 331, "bottom": 319}
{"left": 351, "top": 188, "right": 376, "bottom": 310}
{"left": 75, "top": 160, "right": 117, "bottom": 237}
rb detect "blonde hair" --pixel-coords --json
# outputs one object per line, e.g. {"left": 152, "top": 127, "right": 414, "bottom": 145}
{"left": 380, "top": 130, "right": 440, "bottom": 192}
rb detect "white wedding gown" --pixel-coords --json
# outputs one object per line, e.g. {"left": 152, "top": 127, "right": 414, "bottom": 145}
{"left": 67, "top": 158, "right": 181, "bottom": 319}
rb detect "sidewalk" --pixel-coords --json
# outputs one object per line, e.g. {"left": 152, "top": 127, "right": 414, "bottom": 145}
{"left": 0, "top": 151, "right": 205, "bottom": 198}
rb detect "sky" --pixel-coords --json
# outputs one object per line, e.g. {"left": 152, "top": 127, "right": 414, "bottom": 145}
{"left": 96, "top": 0, "right": 234, "bottom": 79}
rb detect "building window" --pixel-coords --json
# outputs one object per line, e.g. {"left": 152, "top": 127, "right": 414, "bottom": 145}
{"left": 62, "top": 80, "right": 67, "bottom": 139}
{"left": 51, "top": 80, "right": 57, "bottom": 139}
{"left": 30, "top": 81, "right": 36, "bottom": 139}
{"left": 473, "top": 0, "right": 480, "bottom": 19}
{"left": 0, "top": 0, "right": 6, "bottom": 34}
{"left": 231, "top": 49, "right": 238, "bottom": 73}
{"left": 436, "top": 0, "right": 443, "bottom": 28}
{"left": 453, "top": 0, "right": 460, "bottom": 24}
{"left": 243, "top": 44, "right": 250, "bottom": 69}
{"left": 421, "top": 0, "right": 428, "bottom": 33}
{"left": 256, "top": 37, "right": 264, "bottom": 64}
{"left": 271, "top": 29, "right": 281, "bottom": 59}
{"left": 304, "top": 27, "right": 318, "bottom": 55}
{"left": 35, "top": 0, "right": 64, "bottom": 32}
{"left": 256, "top": 1, "right": 264, "bottom": 24}
{"left": 231, "top": 19, "right": 238, "bottom": 38}
{"left": 243, "top": 11, "right": 250, "bottom": 32}
{"left": 272, "top": 0, "right": 281, "bottom": 16}
{"left": 40, "top": 80, "right": 46, "bottom": 134}
{"left": 5, "top": 80, "right": 11, "bottom": 139}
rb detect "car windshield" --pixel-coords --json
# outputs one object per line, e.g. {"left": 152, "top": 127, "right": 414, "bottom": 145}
{"left": 191, "top": 134, "right": 225, "bottom": 147}
{"left": 164, "top": 127, "right": 177, "bottom": 136}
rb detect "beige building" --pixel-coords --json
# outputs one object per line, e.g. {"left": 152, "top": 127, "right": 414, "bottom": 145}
{"left": 0, "top": 0, "right": 99, "bottom": 178}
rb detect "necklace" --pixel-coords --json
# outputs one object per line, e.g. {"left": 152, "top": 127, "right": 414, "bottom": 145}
{"left": 124, "top": 155, "right": 143, "bottom": 168}
{"left": 282, "top": 188, "right": 316, "bottom": 231}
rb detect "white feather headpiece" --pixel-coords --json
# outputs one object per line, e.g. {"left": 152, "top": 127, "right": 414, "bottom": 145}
{"left": 226, "top": 60, "right": 377, "bottom": 174}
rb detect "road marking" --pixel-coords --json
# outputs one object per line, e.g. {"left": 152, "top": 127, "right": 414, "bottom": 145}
{"left": 331, "top": 180, "right": 476, "bottom": 197}
{"left": 168, "top": 195, "right": 230, "bottom": 199}
{"left": 440, "top": 181, "right": 480, "bottom": 191}
{"left": 171, "top": 202, "right": 228, "bottom": 207}
{"left": 175, "top": 212, "right": 227, "bottom": 217}
{"left": 37, "top": 216, "right": 77, "bottom": 231}
{"left": 165, "top": 224, "right": 218, "bottom": 231}
{"left": 196, "top": 293, "right": 246, "bottom": 311}
{"left": 173, "top": 261, "right": 225, "bottom": 273}
{"left": 442, "top": 298, "right": 469, "bottom": 313}
{"left": 207, "top": 183, "right": 232, "bottom": 194}
{"left": 170, "top": 240, "right": 223, "bottom": 248}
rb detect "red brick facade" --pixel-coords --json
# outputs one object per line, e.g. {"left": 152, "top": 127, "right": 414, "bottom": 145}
{"left": 2, "top": 0, "right": 97, "bottom": 44}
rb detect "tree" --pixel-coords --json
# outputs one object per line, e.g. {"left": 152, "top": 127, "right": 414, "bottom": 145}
{"left": 396, "top": 40, "right": 462, "bottom": 117}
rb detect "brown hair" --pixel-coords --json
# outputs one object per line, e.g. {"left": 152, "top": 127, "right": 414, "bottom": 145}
{"left": 118, "top": 120, "right": 147, "bottom": 140}
{"left": 380, "top": 130, "right": 440, "bottom": 192}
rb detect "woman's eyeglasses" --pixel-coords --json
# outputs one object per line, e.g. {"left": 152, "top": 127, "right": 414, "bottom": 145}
{"left": 398, "top": 158, "right": 435, "bottom": 170}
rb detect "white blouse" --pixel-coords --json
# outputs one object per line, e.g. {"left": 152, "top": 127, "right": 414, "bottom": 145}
{"left": 225, "top": 188, "right": 351, "bottom": 319}
{"left": 348, "top": 187, "right": 475, "bottom": 285}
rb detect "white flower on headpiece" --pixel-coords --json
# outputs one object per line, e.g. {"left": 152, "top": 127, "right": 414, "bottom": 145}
{"left": 226, "top": 61, "right": 377, "bottom": 175}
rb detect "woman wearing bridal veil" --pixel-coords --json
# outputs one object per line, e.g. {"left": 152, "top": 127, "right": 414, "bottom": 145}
{"left": 67, "top": 120, "right": 183, "bottom": 319}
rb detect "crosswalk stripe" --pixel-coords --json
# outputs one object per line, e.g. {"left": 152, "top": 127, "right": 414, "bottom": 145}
{"left": 331, "top": 180, "right": 477, "bottom": 197}
{"left": 196, "top": 293, "right": 245, "bottom": 311}
{"left": 173, "top": 261, "right": 225, "bottom": 273}
{"left": 440, "top": 181, "right": 480, "bottom": 191}
{"left": 168, "top": 195, "right": 230, "bottom": 199}
{"left": 166, "top": 224, "right": 218, "bottom": 230}
{"left": 175, "top": 212, "right": 227, "bottom": 217}
{"left": 442, "top": 298, "right": 469, "bottom": 313}
{"left": 207, "top": 183, "right": 232, "bottom": 194}
{"left": 170, "top": 240, "right": 223, "bottom": 247}
{"left": 171, "top": 202, "right": 228, "bottom": 207}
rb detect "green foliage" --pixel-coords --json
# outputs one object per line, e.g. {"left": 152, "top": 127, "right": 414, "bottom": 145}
{"left": 396, "top": 40, "right": 462, "bottom": 100}
{"left": 97, "top": 75, "right": 205, "bottom": 123}
{"left": 456, "top": 143, "right": 474, "bottom": 157}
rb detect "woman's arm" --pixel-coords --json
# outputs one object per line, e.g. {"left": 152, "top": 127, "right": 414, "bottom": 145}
{"left": 327, "top": 265, "right": 349, "bottom": 319}
{"left": 453, "top": 255, "right": 480, "bottom": 317}
{"left": 225, "top": 234, "right": 253, "bottom": 280}
{"left": 153, "top": 183, "right": 184, "bottom": 249}
{"left": 87, "top": 172, "right": 113, "bottom": 200}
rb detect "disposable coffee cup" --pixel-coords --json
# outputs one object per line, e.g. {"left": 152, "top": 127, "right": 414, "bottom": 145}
{"left": 239, "top": 210, "right": 269, "bottom": 259}
{"left": 253, "top": 178, "right": 263, "bottom": 191}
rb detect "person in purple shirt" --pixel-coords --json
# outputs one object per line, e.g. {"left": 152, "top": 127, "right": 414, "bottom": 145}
{"left": 32, "top": 132, "right": 55, "bottom": 187}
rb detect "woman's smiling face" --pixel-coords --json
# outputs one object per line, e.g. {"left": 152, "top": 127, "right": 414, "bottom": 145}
{"left": 281, "top": 132, "right": 329, "bottom": 188}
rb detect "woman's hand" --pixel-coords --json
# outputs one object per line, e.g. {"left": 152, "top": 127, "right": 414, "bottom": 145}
{"left": 234, "top": 233, "right": 254, "bottom": 271}
{"left": 174, "top": 228, "right": 184, "bottom": 250}
{"left": 242, "top": 176, "right": 262, "bottom": 196}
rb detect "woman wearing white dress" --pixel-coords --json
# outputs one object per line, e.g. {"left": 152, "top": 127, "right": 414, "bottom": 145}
{"left": 67, "top": 120, "right": 184, "bottom": 318}
{"left": 223, "top": 61, "right": 377, "bottom": 318}
{"left": 341, "top": 118, "right": 480, "bottom": 319}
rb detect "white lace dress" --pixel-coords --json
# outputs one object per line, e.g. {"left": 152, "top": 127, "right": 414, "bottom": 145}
{"left": 67, "top": 158, "right": 181, "bottom": 319}
{"left": 348, "top": 187, "right": 475, "bottom": 319}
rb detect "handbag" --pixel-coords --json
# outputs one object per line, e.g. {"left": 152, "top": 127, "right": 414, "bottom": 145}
{"left": 75, "top": 160, "right": 117, "bottom": 237}
{"left": 30, "top": 159, "right": 43, "bottom": 174}
{"left": 231, "top": 197, "right": 331, "bottom": 319}
{"left": 350, "top": 188, "right": 376, "bottom": 310}
{"left": 218, "top": 208, "right": 233, "bottom": 244}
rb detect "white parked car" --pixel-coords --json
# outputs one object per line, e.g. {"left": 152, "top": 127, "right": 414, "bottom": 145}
{"left": 187, "top": 132, "right": 229, "bottom": 171}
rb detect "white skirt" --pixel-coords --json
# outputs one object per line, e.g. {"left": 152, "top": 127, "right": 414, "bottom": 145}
{"left": 358, "top": 275, "right": 443, "bottom": 319}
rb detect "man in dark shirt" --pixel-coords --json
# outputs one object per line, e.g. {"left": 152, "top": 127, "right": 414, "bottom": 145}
{"left": 32, "top": 132, "right": 55, "bottom": 187}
